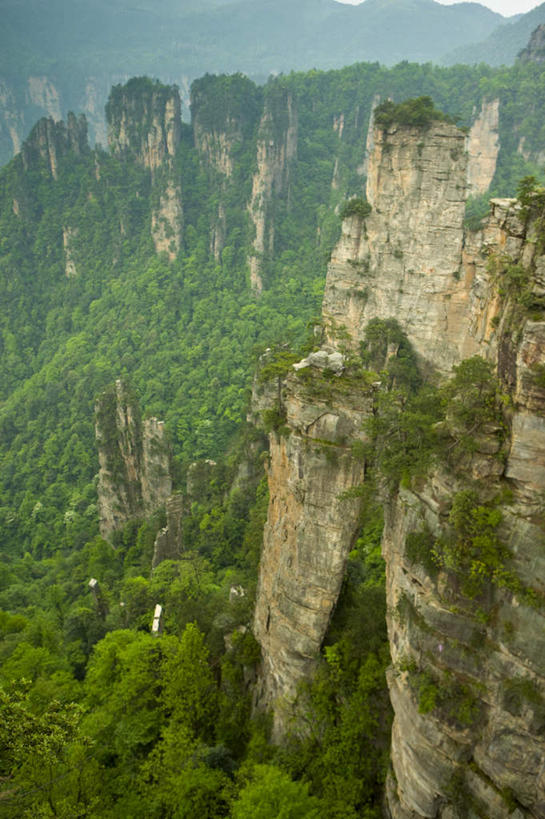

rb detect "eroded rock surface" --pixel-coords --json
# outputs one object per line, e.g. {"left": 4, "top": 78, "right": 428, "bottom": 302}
{"left": 248, "top": 90, "right": 297, "bottom": 294}
{"left": 466, "top": 98, "right": 500, "bottom": 195}
{"left": 253, "top": 360, "right": 373, "bottom": 738}
{"left": 21, "top": 112, "right": 88, "bottom": 179}
{"left": 254, "top": 115, "right": 545, "bottom": 814}
{"left": 95, "top": 379, "right": 171, "bottom": 540}
{"left": 107, "top": 80, "right": 181, "bottom": 173}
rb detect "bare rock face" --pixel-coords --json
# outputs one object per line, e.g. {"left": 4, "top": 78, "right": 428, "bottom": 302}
{"left": 106, "top": 79, "right": 183, "bottom": 259}
{"left": 323, "top": 121, "right": 509, "bottom": 376}
{"left": 254, "top": 114, "right": 545, "bottom": 815}
{"left": 248, "top": 89, "right": 298, "bottom": 294}
{"left": 253, "top": 361, "right": 373, "bottom": 738}
{"left": 466, "top": 98, "right": 500, "bottom": 196}
{"left": 27, "top": 76, "right": 62, "bottom": 122}
{"left": 151, "top": 179, "right": 183, "bottom": 260}
{"left": 95, "top": 380, "right": 171, "bottom": 540}
{"left": 0, "top": 80, "right": 23, "bottom": 156}
{"left": 21, "top": 112, "right": 88, "bottom": 179}
{"left": 107, "top": 79, "right": 181, "bottom": 174}
{"left": 62, "top": 227, "right": 79, "bottom": 277}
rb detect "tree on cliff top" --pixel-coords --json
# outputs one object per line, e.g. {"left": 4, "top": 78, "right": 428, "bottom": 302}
{"left": 374, "top": 96, "right": 455, "bottom": 129}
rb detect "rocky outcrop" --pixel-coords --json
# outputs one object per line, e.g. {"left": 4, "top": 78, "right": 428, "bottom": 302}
{"left": 248, "top": 88, "right": 297, "bottom": 294}
{"left": 191, "top": 74, "right": 261, "bottom": 179}
{"left": 0, "top": 80, "right": 23, "bottom": 158}
{"left": 106, "top": 79, "right": 183, "bottom": 258}
{"left": 323, "top": 121, "right": 473, "bottom": 374}
{"left": 152, "top": 493, "right": 184, "bottom": 569}
{"left": 106, "top": 78, "right": 181, "bottom": 174}
{"left": 27, "top": 76, "right": 62, "bottom": 122}
{"left": 253, "top": 355, "right": 374, "bottom": 738}
{"left": 95, "top": 380, "right": 171, "bottom": 540}
{"left": 191, "top": 74, "right": 261, "bottom": 260}
{"left": 518, "top": 24, "right": 545, "bottom": 64}
{"left": 63, "top": 227, "right": 79, "bottom": 277}
{"left": 466, "top": 98, "right": 500, "bottom": 196}
{"left": 151, "top": 178, "right": 183, "bottom": 260}
{"left": 21, "top": 112, "right": 88, "bottom": 179}
{"left": 254, "top": 115, "right": 545, "bottom": 814}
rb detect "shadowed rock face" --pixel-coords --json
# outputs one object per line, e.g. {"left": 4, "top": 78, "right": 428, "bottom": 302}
{"left": 253, "top": 117, "right": 545, "bottom": 814}
{"left": 21, "top": 112, "right": 88, "bottom": 179}
{"left": 95, "top": 380, "right": 171, "bottom": 540}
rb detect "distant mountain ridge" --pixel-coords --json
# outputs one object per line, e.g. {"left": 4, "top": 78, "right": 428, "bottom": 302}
{"left": 442, "top": 1, "right": 545, "bottom": 65}
{"left": 0, "top": 0, "right": 508, "bottom": 165}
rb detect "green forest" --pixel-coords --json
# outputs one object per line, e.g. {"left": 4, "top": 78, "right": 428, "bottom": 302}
{"left": 1, "top": 53, "right": 545, "bottom": 816}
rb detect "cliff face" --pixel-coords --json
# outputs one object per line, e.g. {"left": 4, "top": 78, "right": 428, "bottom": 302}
{"left": 253, "top": 359, "right": 372, "bottom": 738}
{"left": 384, "top": 202, "right": 545, "bottom": 817}
{"left": 248, "top": 89, "right": 298, "bottom": 294}
{"left": 254, "top": 118, "right": 545, "bottom": 814}
{"left": 466, "top": 98, "right": 500, "bottom": 196}
{"left": 21, "top": 112, "right": 88, "bottom": 179}
{"left": 107, "top": 79, "right": 181, "bottom": 173}
{"left": 106, "top": 79, "right": 183, "bottom": 259}
{"left": 323, "top": 121, "right": 475, "bottom": 374}
{"left": 95, "top": 380, "right": 171, "bottom": 540}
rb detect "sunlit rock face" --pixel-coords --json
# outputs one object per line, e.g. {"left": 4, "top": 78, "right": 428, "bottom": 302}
{"left": 107, "top": 80, "right": 181, "bottom": 173}
{"left": 254, "top": 115, "right": 545, "bottom": 815}
{"left": 253, "top": 363, "right": 372, "bottom": 739}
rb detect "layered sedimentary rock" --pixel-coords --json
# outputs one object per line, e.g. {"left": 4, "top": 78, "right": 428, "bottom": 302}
{"left": 21, "top": 112, "right": 88, "bottom": 179}
{"left": 323, "top": 121, "right": 477, "bottom": 374}
{"left": 248, "top": 89, "right": 297, "bottom": 293}
{"left": 254, "top": 115, "right": 545, "bottom": 814}
{"left": 95, "top": 380, "right": 171, "bottom": 540}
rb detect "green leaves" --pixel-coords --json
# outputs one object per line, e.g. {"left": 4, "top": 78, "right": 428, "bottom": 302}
{"left": 374, "top": 96, "right": 455, "bottom": 129}
{"left": 232, "top": 765, "right": 322, "bottom": 819}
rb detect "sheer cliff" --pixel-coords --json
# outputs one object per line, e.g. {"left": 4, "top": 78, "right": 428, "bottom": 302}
{"left": 253, "top": 116, "right": 545, "bottom": 815}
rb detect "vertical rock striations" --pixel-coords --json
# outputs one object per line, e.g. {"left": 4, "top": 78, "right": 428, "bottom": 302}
{"left": 253, "top": 355, "right": 373, "bottom": 738}
{"left": 95, "top": 380, "right": 171, "bottom": 541}
{"left": 107, "top": 78, "right": 181, "bottom": 173}
{"left": 191, "top": 74, "right": 262, "bottom": 261}
{"left": 248, "top": 87, "right": 298, "bottom": 294}
{"left": 254, "top": 113, "right": 545, "bottom": 814}
{"left": 323, "top": 121, "right": 473, "bottom": 373}
{"left": 21, "top": 112, "right": 88, "bottom": 179}
{"left": 466, "top": 98, "right": 501, "bottom": 196}
{"left": 107, "top": 78, "right": 183, "bottom": 259}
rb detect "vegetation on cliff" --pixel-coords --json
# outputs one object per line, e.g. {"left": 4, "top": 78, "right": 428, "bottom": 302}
{"left": 2, "top": 55, "right": 545, "bottom": 815}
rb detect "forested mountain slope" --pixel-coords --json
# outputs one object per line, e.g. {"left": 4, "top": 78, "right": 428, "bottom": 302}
{"left": 2, "top": 52, "right": 545, "bottom": 816}
{"left": 443, "top": 0, "right": 545, "bottom": 66}
{"left": 0, "top": 0, "right": 510, "bottom": 166}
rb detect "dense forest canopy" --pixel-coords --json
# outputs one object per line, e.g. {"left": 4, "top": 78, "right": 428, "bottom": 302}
{"left": 1, "top": 51, "right": 545, "bottom": 815}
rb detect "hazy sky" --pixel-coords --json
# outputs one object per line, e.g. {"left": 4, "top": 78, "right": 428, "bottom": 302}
{"left": 336, "top": 0, "right": 541, "bottom": 16}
